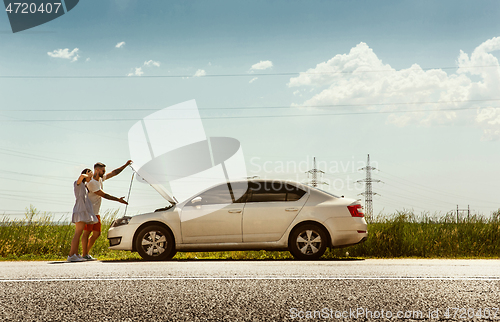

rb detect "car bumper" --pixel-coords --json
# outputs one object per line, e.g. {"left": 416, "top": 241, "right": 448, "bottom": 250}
{"left": 107, "top": 223, "right": 140, "bottom": 251}
{"left": 331, "top": 236, "right": 367, "bottom": 249}
{"left": 325, "top": 217, "right": 368, "bottom": 247}
{"left": 330, "top": 230, "right": 368, "bottom": 247}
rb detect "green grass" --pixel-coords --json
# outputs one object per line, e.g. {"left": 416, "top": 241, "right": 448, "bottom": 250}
{"left": 1, "top": 206, "right": 499, "bottom": 261}
{"left": 0, "top": 206, "right": 123, "bottom": 261}
{"left": 327, "top": 211, "right": 500, "bottom": 259}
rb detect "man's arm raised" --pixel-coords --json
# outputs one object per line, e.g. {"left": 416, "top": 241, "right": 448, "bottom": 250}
{"left": 105, "top": 160, "right": 132, "bottom": 180}
{"left": 93, "top": 190, "right": 128, "bottom": 205}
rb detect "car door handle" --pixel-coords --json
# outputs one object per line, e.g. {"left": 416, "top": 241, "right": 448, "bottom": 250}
{"left": 228, "top": 209, "right": 242, "bottom": 213}
{"left": 285, "top": 208, "right": 298, "bottom": 212}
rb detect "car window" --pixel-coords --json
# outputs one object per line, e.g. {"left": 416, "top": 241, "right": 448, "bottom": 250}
{"left": 190, "top": 183, "right": 233, "bottom": 205}
{"left": 285, "top": 184, "right": 306, "bottom": 201}
{"left": 229, "top": 181, "right": 249, "bottom": 203}
{"left": 247, "top": 181, "right": 306, "bottom": 202}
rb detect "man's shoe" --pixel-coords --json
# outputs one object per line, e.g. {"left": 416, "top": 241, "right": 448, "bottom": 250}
{"left": 82, "top": 254, "right": 96, "bottom": 261}
{"left": 67, "top": 254, "right": 85, "bottom": 262}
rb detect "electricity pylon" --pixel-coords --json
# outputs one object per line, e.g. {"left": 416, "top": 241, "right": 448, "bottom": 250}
{"left": 305, "top": 157, "right": 328, "bottom": 188}
{"left": 356, "top": 154, "right": 380, "bottom": 219}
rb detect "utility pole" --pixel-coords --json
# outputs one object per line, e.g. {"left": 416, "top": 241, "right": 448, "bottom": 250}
{"left": 305, "top": 157, "right": 327, "bottom": 188}
{"left": 456, "top": 205, "right": 470, "bottom": 222}
{"left": 357, "top": 154, "right": 380, "bottom": 220}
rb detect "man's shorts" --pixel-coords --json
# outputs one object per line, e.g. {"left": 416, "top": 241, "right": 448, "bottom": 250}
{"left": 84, "top": 215, "right": 101, "bottom": 232}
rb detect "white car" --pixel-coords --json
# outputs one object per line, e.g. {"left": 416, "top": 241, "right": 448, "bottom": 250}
{"left": 107, "top": 179, "right": 368, "bottom": 260}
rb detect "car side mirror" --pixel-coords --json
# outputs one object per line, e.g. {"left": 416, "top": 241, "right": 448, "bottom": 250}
{"left": 191, "top": 196, "right": 202, "bottom": 205}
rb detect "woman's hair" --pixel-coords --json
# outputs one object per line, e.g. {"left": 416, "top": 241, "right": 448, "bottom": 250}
{"left": 81, "top": 168, "right": 92, "bottom": 175}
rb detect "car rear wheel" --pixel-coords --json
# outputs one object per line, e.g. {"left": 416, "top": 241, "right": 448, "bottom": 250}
{"left": 135, "top": 225, "right": 175, "bottom": 261}
{"left": 289, "top": 224, "right": 328, "bottom": 260}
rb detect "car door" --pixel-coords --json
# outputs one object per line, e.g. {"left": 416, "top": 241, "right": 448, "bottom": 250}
{"left": 242, "top": 181, "right": 308, "bottom": 242}
{"left": 180, "top": 182, "right": 247, "bottom": 244}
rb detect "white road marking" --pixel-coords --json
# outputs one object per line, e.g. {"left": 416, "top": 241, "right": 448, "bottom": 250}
{"left": 1, "top": 276, "right": 499, "bottom": 282}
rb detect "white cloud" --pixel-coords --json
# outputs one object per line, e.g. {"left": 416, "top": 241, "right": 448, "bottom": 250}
{"left": 116, "top": 42, "right": 126, "bottom": 48}
{"left": 127, "top": 60, "right": 160, "bottom": 77}
{"left": 249, "top": 77, "right": 258, "bottom": 84}
{"left": 288, "top": 39, "right": 500, "bottom": 140}
{"left": 476, "top": 107, "right": 500, "bottom": 140}
{"left": 251, "top": 60, "right": 273, "bottom": 70}
{"left": 144, "top": 60, "right": 160, "bottom": 67}
{"left": 85, "top": 58, "right": 90, "bottom": 62}
{"left": 193, "top": 69, "right": 206, "bottom": 77}
{"left": 47, "top": 48, "right": 80, "bottom": 62}
{"left": 477, "top": 107, "right": 500, "bottom": 125}
{"left": 127, "top": 67, "right": 144, "bottom": 77}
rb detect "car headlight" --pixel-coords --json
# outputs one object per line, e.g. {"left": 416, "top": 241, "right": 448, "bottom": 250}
{"left": 111, "top": 216, "right": 132, "bottom": 227}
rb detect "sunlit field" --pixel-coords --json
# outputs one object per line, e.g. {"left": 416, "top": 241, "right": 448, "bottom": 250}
{"left": 1, "top": 207, "right": 499, "bottom": 261}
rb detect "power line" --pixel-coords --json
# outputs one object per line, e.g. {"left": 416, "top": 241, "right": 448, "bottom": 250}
{"left": 378, "top": 181, "right": 459, "bottom": 206}
{"left": 0, "top": 106, "right": 484, "bottom": 122}
{"left": 0, "top": 175, "right": 74, "bottom": 189}
{"left": 0, "top": 194, "right": 72, "bottom": 206}
{"left": 376, "top": 187, "right": 457, "bottom": 208}
{"left": 0, "top": 112, "right": 129, "bottom": 143}
{"left": 375, "top": 195, "right": 428, "bottom": 212}
{"left": 0, "top": 148, "right": 83, "bottom": 166}
{"left": 0, "top": 65, "right": 498, "bottom": 79}
{"left": 4, "top": 98, "right": 500, "bottom": 112}
{"left": 376, "top": 171, "right": 498, "bottom": 205}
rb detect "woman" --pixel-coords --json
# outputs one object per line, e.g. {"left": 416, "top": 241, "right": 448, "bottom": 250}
{"left": 68, "top": 168, "right": 98, "bottom": 262}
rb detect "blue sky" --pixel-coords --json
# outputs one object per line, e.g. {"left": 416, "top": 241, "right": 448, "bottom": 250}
{"left": 0, "top": 0, "right": 499, "bottom": 219}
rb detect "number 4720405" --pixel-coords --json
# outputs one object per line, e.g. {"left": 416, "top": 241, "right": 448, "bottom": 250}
{"left": 5, "top": 2, "right": 62, "bottom": 14}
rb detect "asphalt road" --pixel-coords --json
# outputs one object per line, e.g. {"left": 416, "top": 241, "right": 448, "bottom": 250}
{"left": 1, "top": 259, "right": 499, "bottom": 321}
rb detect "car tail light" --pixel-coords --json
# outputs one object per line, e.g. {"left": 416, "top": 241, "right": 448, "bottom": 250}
{"left": 347, "top": 204, "right": 364, "bottom": 217}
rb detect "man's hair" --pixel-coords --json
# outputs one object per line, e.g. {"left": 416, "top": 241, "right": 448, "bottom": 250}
{"left": 81, "top": 168, "right": 91, "bottom": 175}
{"left": 94, "top": 162, "right": 106, "bottom": 169}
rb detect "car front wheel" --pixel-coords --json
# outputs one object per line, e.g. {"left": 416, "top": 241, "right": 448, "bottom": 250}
{"left": 289, "top": 224, "right": 328, "bottom": 260}
{"left": 135, "top": 225, "right": 175, "bottom": 261}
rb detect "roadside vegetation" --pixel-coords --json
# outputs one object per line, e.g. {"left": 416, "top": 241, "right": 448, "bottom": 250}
{"left": 1, "top": 206, "right": 499, "bottom": 261}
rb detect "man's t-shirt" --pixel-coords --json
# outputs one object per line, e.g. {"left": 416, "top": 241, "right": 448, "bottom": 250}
{"left": 87, "top": 175, "right": 107, "bottom": 215}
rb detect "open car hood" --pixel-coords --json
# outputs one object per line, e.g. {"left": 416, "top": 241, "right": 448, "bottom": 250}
{"left": 127, "top": 100, "right": 248, "bottom": 205}
{"left": 130, "top": 164, "right": 178, "bottom": 204}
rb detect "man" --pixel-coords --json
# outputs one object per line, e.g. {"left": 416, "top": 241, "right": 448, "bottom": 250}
{"left": 82, "top": 160, "right": 132, "bottom": 260}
